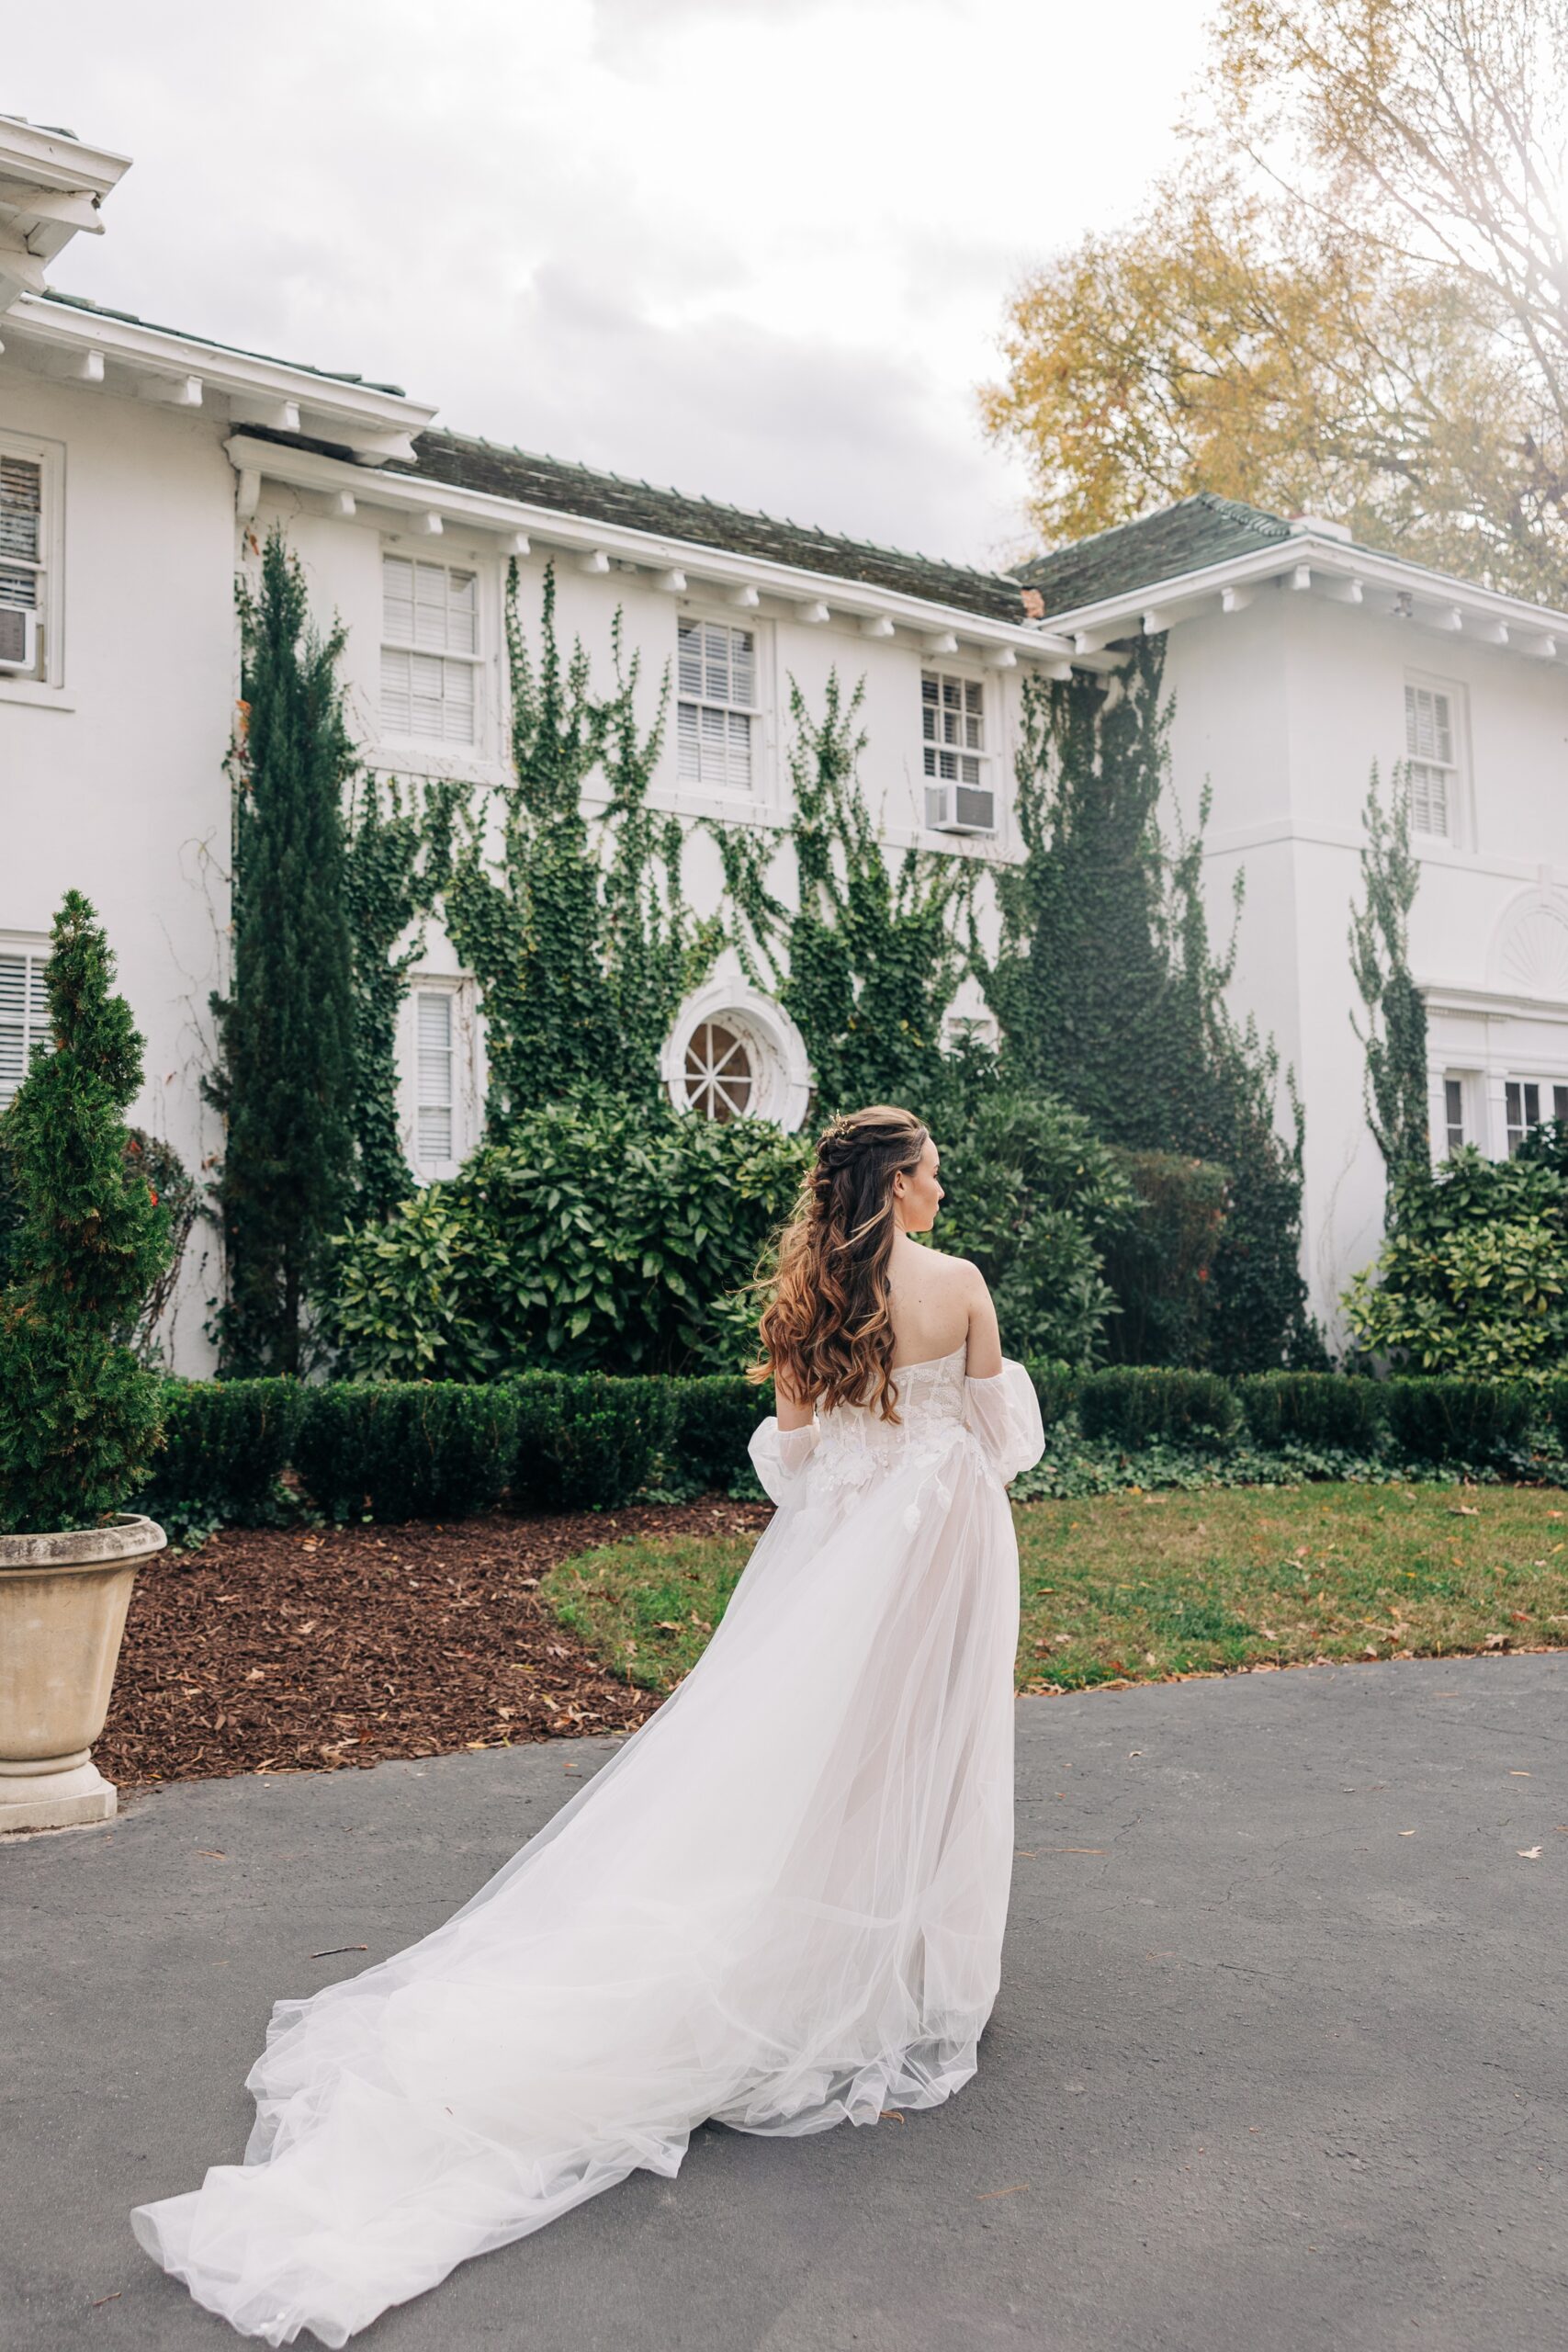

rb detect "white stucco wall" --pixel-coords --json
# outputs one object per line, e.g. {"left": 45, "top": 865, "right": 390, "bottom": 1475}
{"left": 1163, "top": 586, "right": 1568, "bottom": 1345}
{"left": 0, "top": 361, "right": 235, "bottom": 1374}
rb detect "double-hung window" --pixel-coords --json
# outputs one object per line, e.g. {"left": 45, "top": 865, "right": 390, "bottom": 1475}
{"left": 380, "top": 556, "right": 479, "bottom": 744}
{"left": 1404, "top": 683, "right": 1458, "bottom": 838}
{"left": 415, "top": 989, "right": 455, "bottom": 1164}
{"left": 0, "top": 447, "right": 46, "bottom": 680}
{"left": 1443, "top": 1077, "right": 1467, "bottom": 1154}
{"left": 0, "top": 938, "right": 49, "bottom": 1108}
{"left": 677, "top": 617, "right": 756, "bottom": 790}
{"left": 1505, "top": 1077, "right": 1568, "bottom": 1155}
{"left": 921, "top": 670, "right": 986, "bottom": 787}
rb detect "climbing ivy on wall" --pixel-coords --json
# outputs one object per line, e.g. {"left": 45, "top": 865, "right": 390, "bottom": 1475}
{"left": 976, "top": 639, "right": 1318, "bottom": 1371}
{"left": 1348, "top": 760, "right": 1429, "bottom": 1202}
{"left": 714, "top": 672, "right": 978, "bottom": 1118}
{"left": 342, "top": 772, "right": 460, "bottom": 1220}
{"left": 444, "top": 563, "right": 720, "bottom": 1128}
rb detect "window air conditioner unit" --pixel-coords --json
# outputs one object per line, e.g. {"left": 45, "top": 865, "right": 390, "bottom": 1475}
{"left": 925, "top": 779, "right": 996, "bottom": 835}
{"left": 0, "top": 606, "right": 37, "bottom": 674}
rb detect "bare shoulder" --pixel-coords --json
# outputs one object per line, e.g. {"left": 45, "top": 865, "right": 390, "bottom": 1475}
{"left": 921, "top": 1250, "right": 990, "bottom": 1296}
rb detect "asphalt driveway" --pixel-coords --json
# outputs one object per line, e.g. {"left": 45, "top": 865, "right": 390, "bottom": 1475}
{"left": 6, "top": 1652, "right": 1565, "bottom": 2352}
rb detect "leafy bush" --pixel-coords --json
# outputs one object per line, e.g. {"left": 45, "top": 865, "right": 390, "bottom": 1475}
{"left": 294, "top": 1382, "right": 519, "bottom": 1521}
{"left": 1381, "top": 1377, "right": 1533, "bottom": 1464}
{"left": 933, "top": 1087, "right": 1135, "bottom": 1365}
{"left": 328, "top": 1099, "right": 808, "bottom": 1380}
{"left": 1345, "top": 1147, "right": 1568, "bottom": 1376}
{"left": 1235, "top": 1372, "right": 1386, "bottom": 1453}
{"left": 138, "top": 1378, "right": 303, "bottom": 1528}
{"left": 0, "top": 893, "right": 171, "bottom": 1533}
{"left": 1077, "top": 1365, "right": 1240, "bottom": 1450}
{"left": 1100, "top": 1148, "right": 1228, "bottom": 1365}
{"left": 511, "top": 1373, "right": 675, "bottom": 1510}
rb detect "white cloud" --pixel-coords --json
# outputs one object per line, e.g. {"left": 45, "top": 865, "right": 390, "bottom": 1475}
{"left": 8, "top": 0, "right": 1213, "bottom": 565}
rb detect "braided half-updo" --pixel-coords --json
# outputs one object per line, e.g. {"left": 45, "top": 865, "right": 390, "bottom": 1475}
{"left": 749, "top": 1104, "right": 929, "bottom": 1422}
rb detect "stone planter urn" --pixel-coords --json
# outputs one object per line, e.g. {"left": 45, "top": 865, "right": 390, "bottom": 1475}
{"left": 0, "top": 1513, "right": 165, "bottom": 1833}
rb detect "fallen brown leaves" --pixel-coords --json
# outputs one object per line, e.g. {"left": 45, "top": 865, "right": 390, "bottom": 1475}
{"left": 98, "top": 1502, "right": 769, "bottom": 1791}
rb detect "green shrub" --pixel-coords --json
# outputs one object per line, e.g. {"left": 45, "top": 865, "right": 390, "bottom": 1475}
{"left": 295, "top": 1382, "right": 519, "bottom": 1521}
{"left": 1235, "top": 1372, "right": 1385, "bottom": 1453}
{"left": 661, "top": 1375, "right": 773, "bottom": 1493}
{"left": 137, "top": 1378, "right": 304, "bottom": 1525}
{"left": 1381, "top": 1377, "right": 1533, "bottom": 1464}
{"left": 933, "top": 1087, "right": 1134, "bottom": 1367}
{"left": 0, "top": 893, "right": 171, "bottom": 1533}
{"left": 1077, "top": 1366, "right": 1240, "bottom": 1450}
{"left": 327, "top": 1100, "right": 808, "bottom": 1380}
{"left": 1023, "top": 1358, "right": 1080, "bottom": 1427}
{"left": 1100, "top": 1149, "right": 1229, "bottom": 1366}
{"left": 1345, "top": 1147, "right": 1568, "bottom": 1376}
{"left": 511, "top": 1373, "right": 676, "bottom": 1510}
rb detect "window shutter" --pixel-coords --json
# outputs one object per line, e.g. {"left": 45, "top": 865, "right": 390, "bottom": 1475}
{"left": 0, "top": 947, "right": 49, "bottom": 1106}
{"left": 0, "top": 456, "right": 42, "bottom": 613}
{"left": 416, "top": 991, "right": 454, "bottom": 1160}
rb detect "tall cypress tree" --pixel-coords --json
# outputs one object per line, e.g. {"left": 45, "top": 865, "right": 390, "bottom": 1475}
{"left": 1348, "top": 760, "right": 1429, "bottom": 1200}
{"left": 205, "top": 528, "right": 355, "bottom": 1374}
{"left": 977, "top": 639, "right": 1316, "bottom": 1370}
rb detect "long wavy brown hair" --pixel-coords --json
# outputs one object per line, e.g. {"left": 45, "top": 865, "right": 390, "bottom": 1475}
{"left": 749, "top": 1104, "right": 930, "bottom": 1422}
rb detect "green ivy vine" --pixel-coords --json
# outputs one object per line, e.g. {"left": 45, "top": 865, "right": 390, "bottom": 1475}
{"left": 1348, "top": 759, "right": 1429, "bottom": 1202}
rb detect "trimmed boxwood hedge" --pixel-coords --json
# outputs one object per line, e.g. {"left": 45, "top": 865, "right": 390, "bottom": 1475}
{"left": 294, "top": 1383, "right": 520, "bottom": 1521}
{"left": 510, "top": 1373, "right": 675, "bottom": 1511}
{"left": 137, "top": 1377, "right": 304, "bottom": 1526}
{"left": 134, "top": 1361, "right": 1564, "bottom": 1532}
{"left": 1235, "top": 1372, "right": 1386, "bottom": 1453}
{"left": 1381, "top": 1377, "right": 1532, "bottom": 1464}
{"left": 1077, "top": 1366, "right": 1240, "bottom": 1450}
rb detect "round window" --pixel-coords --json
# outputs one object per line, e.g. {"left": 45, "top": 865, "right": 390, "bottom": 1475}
{"left": 682, "top": 1020, "right": 756, "bottom": 1121}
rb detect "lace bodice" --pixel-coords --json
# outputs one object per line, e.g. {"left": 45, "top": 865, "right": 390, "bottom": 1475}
{"left": 749, "top": 1348, "right": 1045, "bottom": 1510}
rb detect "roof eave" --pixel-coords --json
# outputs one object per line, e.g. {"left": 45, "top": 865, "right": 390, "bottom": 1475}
{"left": 227, "top": 430, "right": 1081, "bottom": 659}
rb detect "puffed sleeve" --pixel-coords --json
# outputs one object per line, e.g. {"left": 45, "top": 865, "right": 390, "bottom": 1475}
{"left": 748, "top": 1417, "right": 820, "bottom": 1509}
{"left": 963, "top": 1360, "right": 1046, "bottom": 1486}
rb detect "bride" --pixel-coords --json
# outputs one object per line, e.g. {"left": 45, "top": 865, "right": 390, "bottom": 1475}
{"left": 132, "top": 1103, "right": 1045, "bottom": 2345}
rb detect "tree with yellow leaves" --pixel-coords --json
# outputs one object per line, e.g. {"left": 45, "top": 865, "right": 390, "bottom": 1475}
{"left": 983, "top": 0, "right": 1568, "bottom": 602}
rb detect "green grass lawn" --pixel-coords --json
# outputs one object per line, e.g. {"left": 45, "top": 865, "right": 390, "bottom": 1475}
{"left": 539, "top": 1483, "right": 1568, "bottom": 1697}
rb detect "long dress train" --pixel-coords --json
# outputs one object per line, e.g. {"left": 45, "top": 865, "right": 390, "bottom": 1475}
{"left": 130, "top": 1348, "right": 1045, "bottom": 2345}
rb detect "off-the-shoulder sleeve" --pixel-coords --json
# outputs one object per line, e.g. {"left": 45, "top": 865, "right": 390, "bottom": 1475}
{"left": 963, "top": 1359, "right": 1046, "bottom": 1486}
{"left": 748, "top": 1417, "right": 820, "bottom": 1508}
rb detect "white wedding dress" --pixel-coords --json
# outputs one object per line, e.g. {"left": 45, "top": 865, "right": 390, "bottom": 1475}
{"left": 131, "top": 1348, "right": 1045, "bottom": 2346}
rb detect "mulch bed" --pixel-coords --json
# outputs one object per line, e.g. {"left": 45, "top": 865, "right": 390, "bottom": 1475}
{"left": 98, "top": 1501, "right": 772, "bottom": 1792}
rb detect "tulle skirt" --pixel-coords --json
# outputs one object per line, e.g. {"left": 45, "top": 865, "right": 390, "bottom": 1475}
{"left": 131, "top": 1411, "right": 1024, "bottom": 2346}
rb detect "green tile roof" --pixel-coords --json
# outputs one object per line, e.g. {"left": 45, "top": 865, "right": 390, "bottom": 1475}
{"left": 1012, "top": 493, "right": 1293, "bottom": 617}
{"left": 400, "top": 430, "right": 1034, "bottom": 623}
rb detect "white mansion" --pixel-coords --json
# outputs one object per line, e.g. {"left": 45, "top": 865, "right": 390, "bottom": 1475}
{"left": 6, "top": 119, "right": 1568, "bottom": 1370}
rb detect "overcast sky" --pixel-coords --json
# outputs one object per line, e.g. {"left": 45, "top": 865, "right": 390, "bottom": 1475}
{"left": 10, "top": 0, "right": 1213, "bottom": 569}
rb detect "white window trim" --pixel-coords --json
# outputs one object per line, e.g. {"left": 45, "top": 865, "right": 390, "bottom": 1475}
{"left": 669, "top": 605, "right": 775, "bottom": 807}
{"left": 400, "top": 973, "right": 481, "bottom": 1182}
{"left": 377, "top": 542, "right": 489, "bottom": 757}
{"left": 0, "top": 430, "right": 65, "bottom": 698}
{"left": 1502, "top": 1071, "right": 1568, "bottom": 1156}
{"left": 0, "top": 929, "right": 51, "bottom": 1110}
{"left": 1403, "top": 670, "right": 1471, "bottom": 850}
{"left": 660, "top": 976, "right": 811, "bottom": 1132}
{"left": 919, "top": 660, "right": 998, "bottom": 840}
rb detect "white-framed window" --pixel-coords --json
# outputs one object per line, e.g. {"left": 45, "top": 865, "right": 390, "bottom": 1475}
{"left": 1442, "top": 1076, "right": 1466, "bottom": 1154}
{"left": 0, "top": 935, "right": 50, "bottom": 1108}
{"left": 1404, "top": 680, "right": 1460, "bottom": 839}
{"left": 415, "top": 989, "right": 455, "bottom": 1162}
{"left": 380, "top": 555, "right": 479, "bottom": 744}
{"left": 921, "top": 669, "right": 987, "bottom": 786}
{"left": 677, "top": 616, "right": 756, "bottom": 790}
{"left": 0, "top": 432, "right": 62, "bottom": 687}
{"left": 1504, "top": 1076, "right": 1568, "bottom": 1155}
{"left": 402, "top": 975, "right": 478, "bottom": 1179}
